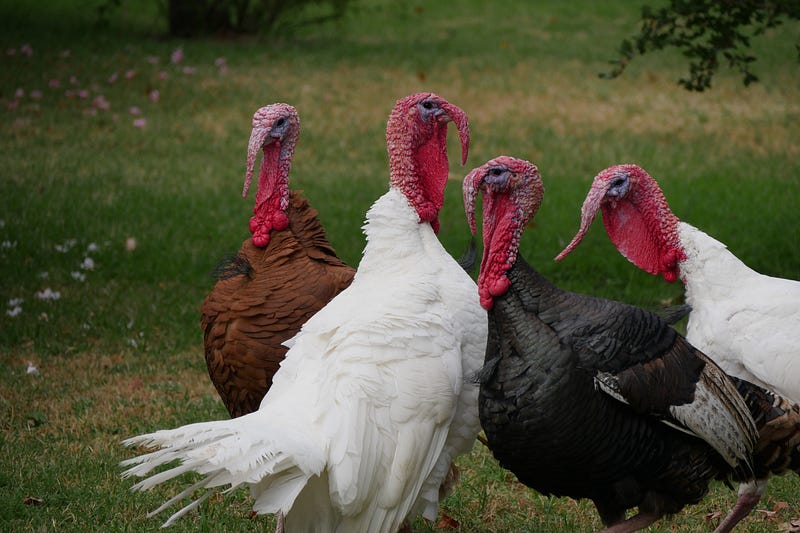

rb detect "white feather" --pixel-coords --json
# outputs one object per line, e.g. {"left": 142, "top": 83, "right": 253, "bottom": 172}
{"left": 678, "top": 222, "right": 800, "bottom": 403}
{"left": 122, "top": 188, "right": 485, "bottom": 532}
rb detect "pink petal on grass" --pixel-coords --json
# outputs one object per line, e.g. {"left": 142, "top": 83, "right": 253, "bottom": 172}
{"left": 133, "top": 118, "right": 147, "bottom": 128}
{"left": 148, "top": 89, "right": 159, "bottom": 103}
{"left": 124, "top": 70, "right": 136, "bottom": 79}
{"left": 170, "top": 47, "right": 183, "bottom": 64}
{"left": 108, "top": 72, "right": 118, "bottom": 84}
{"left": 30, "top": 90, "right": 42, "bottom": 100}
{"left": 20, "top": 44, "right": 33, "bottom": 56}
{"left": 129, "top": 106, "right": 141, "bottom": 116}
{"left": 215, "top": 58, "right": 229, "bottom": 76}
{"left": 7, "top": 100, "right": 19, "bottom": 111}
{"left": 14, "top": 88, "right": 24, "bottom": 98}
{"left": 48, "top": 79, "right": 60, "bottom": 89}
{"left": 146, "top": 55, "right": 159, "bottom": 64}
{"left": 92, "top": 95, "right": 110, "bottom": 110}
{"left": 182, "top": 66, "right": 196, "bottom": 75}
{"left": 35, "top": 288, "right": 61, "bottom": 301}
{"left": 157, "top": 71, "right": 168, "bottom": 80}
{"left": 77, "top": 89, "right": 89, "bottom": 99}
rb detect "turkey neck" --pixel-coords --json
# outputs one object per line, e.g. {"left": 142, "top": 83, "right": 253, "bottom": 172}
{"left": 676, "top": 222, "right": 757, "bottom": 298}
{"left": 285, "top": 190, "right": 345, "bottom": 262}
{"left": 356, "top": 188, "right": 445, "bottom": 276}
{"left": 250, "top": 140, "right": 291, "bottom": 247}
{"left": 478, "top": 255, "right": 574, "bottom": 405}
{"left": 387, "top": 125, "right": 451, "bottom": 235}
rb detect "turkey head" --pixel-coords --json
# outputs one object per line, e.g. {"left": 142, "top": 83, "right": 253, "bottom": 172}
{"left": 387, "top": 92, "right": 470, "bottom": 234}
{"left": 243, "top": 103, "right": 300, "bottom": 247}
{"left": 463, "top": 156, "right": 544, "bottom": 309}
{"left": 555, "top": 164, "right": 686, "bottom": 283}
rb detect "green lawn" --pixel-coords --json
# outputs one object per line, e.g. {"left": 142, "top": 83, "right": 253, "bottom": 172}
{"left": 1, "top": 1, "right": 798, "bottom": 531}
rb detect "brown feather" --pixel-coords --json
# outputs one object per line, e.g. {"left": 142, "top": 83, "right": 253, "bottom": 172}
{"left": 730, "top": 376, "right": 800, "bottom": 480}
{"left": 200, "top": 190, "right": 355, "bottom": 418}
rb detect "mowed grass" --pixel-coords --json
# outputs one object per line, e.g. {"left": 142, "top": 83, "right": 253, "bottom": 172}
{"left": 1, "top": 1, "right": 798, "bottom": 531}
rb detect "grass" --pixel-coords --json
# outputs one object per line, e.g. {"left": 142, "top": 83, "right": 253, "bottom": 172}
{"left": 1, "top": 0, "right": 798, "bottom": 531}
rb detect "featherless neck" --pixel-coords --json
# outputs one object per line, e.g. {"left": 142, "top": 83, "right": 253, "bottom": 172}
{"left": 387, "top": 121, "right": 450, "bottom": 234}
{"left": 250, "top": 141, "right": 292, "bottom": 247}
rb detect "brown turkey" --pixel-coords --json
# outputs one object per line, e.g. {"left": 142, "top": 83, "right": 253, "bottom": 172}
{"left": 463, "top": 156, "right": 800, "bottom": 533}
{"left": 200, "top": 103, "right": 355, "bottom": 418}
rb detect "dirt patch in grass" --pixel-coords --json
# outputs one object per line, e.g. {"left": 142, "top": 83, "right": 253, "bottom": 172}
{"left": 2, "top": 346, "right": 221, "bottom": 444}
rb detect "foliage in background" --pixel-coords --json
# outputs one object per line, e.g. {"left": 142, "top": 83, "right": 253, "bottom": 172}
{"left": 604, "top": 0, "right": 800, "bottom": 91}
{"left": 98, "top": 0, "right": 351, "bottom": 36}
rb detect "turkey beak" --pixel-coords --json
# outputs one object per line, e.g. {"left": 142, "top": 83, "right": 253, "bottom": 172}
{"left": 554, "top": 182, "right": 606, "bottom": 261}
{"left": 243, "top": 125, "right": 276, "bottom": 199}
{"left": 441, "top": 102, "right": 470, "bottom": 165}
{"left": 462, "top": 166, "right": 484, "bottom": 236}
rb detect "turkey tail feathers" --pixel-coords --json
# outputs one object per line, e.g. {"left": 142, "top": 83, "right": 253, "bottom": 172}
{"left": 121, "top": 416, "right": 324, "bottom": 526}
{"left": 729, "top": 376, "right": 800, "bottom": 478}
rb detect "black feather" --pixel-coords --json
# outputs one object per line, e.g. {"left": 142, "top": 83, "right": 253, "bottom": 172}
{"left": 211, "top": 254, "right": 253, "bottom": 281}
{"left": 653, "top": 304, "right": 692, "bottom": 325}
{"left": 456, "top": 238, "right": 478, "bottom": 274}
{"left": 468, "top": 356, "right": 501, "bottom": 385}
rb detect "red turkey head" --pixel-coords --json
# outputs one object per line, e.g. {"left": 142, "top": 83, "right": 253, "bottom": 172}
{"left": 555, "top": 164, "right": 685, "bottom": 283}
{"left": 386, "top": 92, "right": 470, "bottom": 234}
{"left": 243, "top": 103, "right": 300, "bottom": 247}
{"left": 463, "top": 156, "right": 544, "bottom": 309}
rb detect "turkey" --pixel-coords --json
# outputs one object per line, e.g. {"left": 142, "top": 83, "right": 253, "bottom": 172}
{"left": 464, "top": 156, "right": 766, "bottom": 533}
{"left": 201, "top": 103, "right": 355, "bottom": 418}
{"left": 556, "top": 163, "right": 800, "bottom": 528}
{"left": 121, "top": 92, "right": 485, "bottom": 532}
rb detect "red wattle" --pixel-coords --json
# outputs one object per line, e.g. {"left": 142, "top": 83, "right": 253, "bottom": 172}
{"left": 605, "top": 201, "right": 665, "bottom": 278}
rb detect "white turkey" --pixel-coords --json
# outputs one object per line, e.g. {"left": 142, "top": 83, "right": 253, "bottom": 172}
{"left": 121, "top": 92, "right": 485, "bottom": 532}
{"left": 465, "top": 155, "right": 800, "bottom": 533}
{"left": 556, "top": 163, "right": 800, "bottom": 529}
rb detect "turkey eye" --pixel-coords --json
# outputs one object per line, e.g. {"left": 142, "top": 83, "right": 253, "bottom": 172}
{"left": 490, "top": 168, "right": 503, "bottom": 176}
{"left": 607, "top": 175, "right": 630, "bottom": 198}
{"left": 275, "top": 118, "right": 286, "bottom": 127}
{"left": 422, "top": 101, "right": 434, "bottom": 110}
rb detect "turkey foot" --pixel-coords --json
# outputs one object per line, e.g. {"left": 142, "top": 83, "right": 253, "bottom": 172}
{"left": 600, "top": 511, "right": 660, "bottom": 533}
